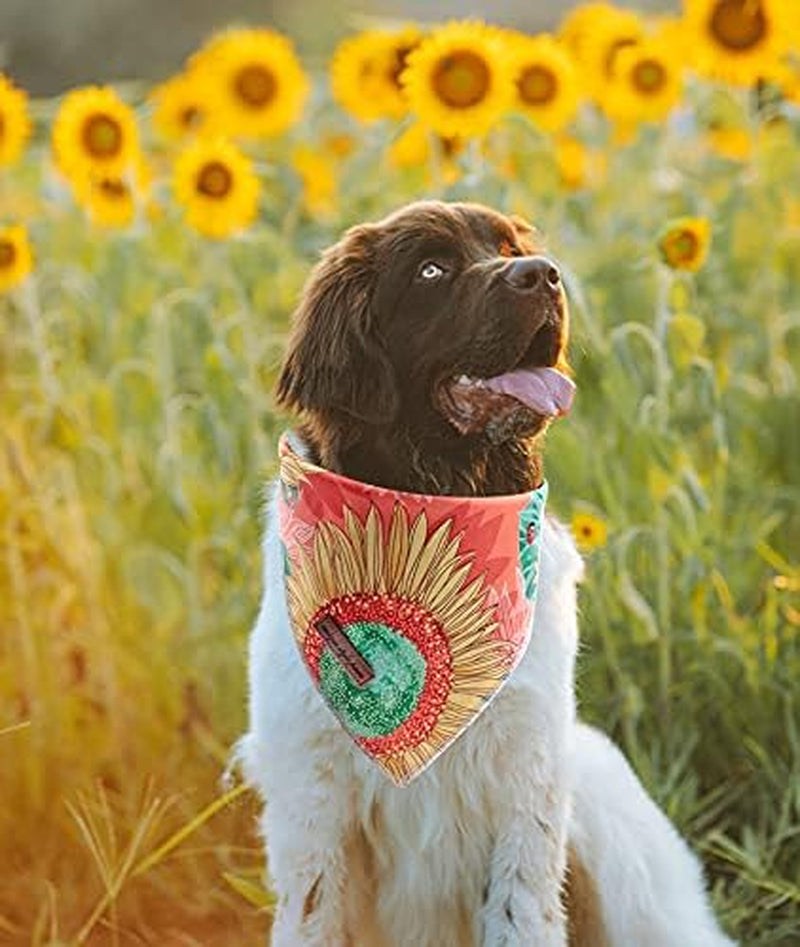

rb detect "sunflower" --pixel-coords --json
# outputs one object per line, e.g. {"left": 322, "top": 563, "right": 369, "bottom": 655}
{"left": 149, "top": 71, "right": 221, "bottom": 142}
{"left": 571, "top": 512, "right": 608, "bottom": 551}
{"left": 0, "top": 73, "right": 32, "bottom": 167}
{"left": 510, "top": 34, "right": 581, "bottom": 132}
{"left": 286, "top": 503, "right": 507, "bottom": 784}
{"left": 559, "top": 3, "right": 619, "bottom": 59}
{"left": 706, "top": 123, "right": 752, "bottom": 159}
{"left": 682, "top": 0, "right": 797, "bottom": 86}
{"left": 173, "top": 137, "right": 260, "bottom": 239}
{"left": 401, "top": 21, "right": 515, "bottom": 139}
{"left": 291, "top": 146, "right": 338, "bottom": 218}
{"left": 52, "top": 86, "right": 140, "bottom": 180}
{"left": 604, "top": 38, "right": 684, "bottom": 123}
{"left": 70, "top": 158, "right": 152, "bottom": 229}
{"left": 577, "top": 4, "right": 646, "bottom": 96}
{"left": 331, "top": 27, "right": 423, "bottom": 123}
{"left": 0, "top": 224, "right": 33, "bottom": 293}
{"left": 192, "top": 28, "right": 308, "bottom": 138}
{"left": 658, "top": 217, "right": 712, "bottom": 271}
{"left": 386, "top": 121, "right": 464, "bottom": 184}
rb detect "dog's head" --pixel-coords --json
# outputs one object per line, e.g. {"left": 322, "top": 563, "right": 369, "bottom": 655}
{"left": 277, "top": 200, "right": 572, "bottom": 496}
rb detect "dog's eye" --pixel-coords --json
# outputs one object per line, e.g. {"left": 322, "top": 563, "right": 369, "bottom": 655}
{"left": 499, "top": 240, "right": 522, "bottom": 258}
{"left": 418, "top": 261, "right": 445, "bottom": 281}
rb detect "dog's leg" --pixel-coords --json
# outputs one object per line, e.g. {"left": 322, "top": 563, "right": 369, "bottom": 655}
{"left": 241, "top": 506, "right": 360, "bottom": 947}
{"left": 479, "top": 697, "right": 571, "bottom": 947}
{"left": 569, "top": 724, "right": 737, "bottom": 947}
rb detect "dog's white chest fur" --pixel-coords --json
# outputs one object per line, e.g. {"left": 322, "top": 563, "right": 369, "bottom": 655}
{"left": 241, "top": 484, "right": 736, "bottom": 947}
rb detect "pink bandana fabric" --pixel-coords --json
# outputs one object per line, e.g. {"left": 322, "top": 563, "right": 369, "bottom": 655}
{"left": 277, "top": 432, "right": 547, "bottom": 785}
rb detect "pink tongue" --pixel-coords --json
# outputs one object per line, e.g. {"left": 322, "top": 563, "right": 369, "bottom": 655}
{"left": 482, "top": 368, "right": 575, "bottom": 417}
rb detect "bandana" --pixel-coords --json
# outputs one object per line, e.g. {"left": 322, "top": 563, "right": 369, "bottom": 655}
{"left": 277, "top": 432, "right": 547, "bottom": 786}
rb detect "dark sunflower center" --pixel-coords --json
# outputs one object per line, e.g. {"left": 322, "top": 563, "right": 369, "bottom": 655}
{"left": 432, "top": 50, "right": 491, "bottom": 109}
{"left": 0, "top": 240, "right": 16, "bottom": 269}
{"left": 632, "top": 58, "right": 667, "bottom": 94}
{"left": 667, "top": 230, "right": 700, "bottom": 263}
{"left": 708, "top": 0, "right": 767, "bottom": 51}
{"left": 82, "top": 114, "right": 123, "bottom": 159}
{"left": 234, "top": 64, "right": 277, "bottom": 108}
{"left": 389, "top": 43, "right": 417, "bottom": 90}
{"left": 604, "top": 37, "right": 639, "bottom": 77}
{"left": 98, "top": 178, "right": 128, "bottom": 200}
{"left": 179, "top": 105, "right": 202, "bottom": 129}
{"left": 518, "top": 64, "right": 559, "bottom": 105}
{"left": 197, "top": 161, "right": 234, "bottom": 199}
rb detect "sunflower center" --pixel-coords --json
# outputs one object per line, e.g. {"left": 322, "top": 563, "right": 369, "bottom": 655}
{"left": 82, "top": 113, "right": 123, "bottom": 159}
{"left": 234, "top": 64, "right": 277, "bottom": 108}
{"left": 666, "top": 230, "right": 700, "bottom": 263}
{"left": 518, "top": 64, "right": 558, "bottom": 105}
{"left": 196, "top": 161, "right": 234, "bottom": 199}
{"left": 432, "top": 50, "right": 491, "bottom": 109}
{"left": 708, "top": 0, "right": 767, "bottom": 51}
{"left": 604, "top": 37, "right": 639, "bottom": 77}
{"left": 0, "top": 240, "right": 16, "bottom": 270}
{"left": 179, "top": 105, "right": 202, "bottom": 129}
{"left": 98, "top": 178, "right": 128, "bottom": 200}
{"left": 319, "top": 621, "right": 426, "bottom": 738}
{"left": 632, "top": 58, "right": 667, "bottom": 94}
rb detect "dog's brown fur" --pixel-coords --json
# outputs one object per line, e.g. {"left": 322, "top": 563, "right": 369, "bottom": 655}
{"left": 277, "top": 200, "right": 569, "bottom": 498}
{"left": 566, "top": 847, "right": 610, "bottom": 947}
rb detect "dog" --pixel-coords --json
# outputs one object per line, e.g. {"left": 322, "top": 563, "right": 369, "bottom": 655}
{"left": 239, "top": 200, "right": 735, "bottom": 947}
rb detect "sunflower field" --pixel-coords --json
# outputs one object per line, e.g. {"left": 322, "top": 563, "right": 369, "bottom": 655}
{"left": 1, "top": 0, "right": 798, "bottom": 943}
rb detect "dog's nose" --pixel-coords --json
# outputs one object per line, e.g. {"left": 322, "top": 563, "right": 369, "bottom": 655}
{"left": 502, "top": 256, "right": 561, "bottom": 292}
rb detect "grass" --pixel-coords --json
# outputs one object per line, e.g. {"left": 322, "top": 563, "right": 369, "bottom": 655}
{"left": 1, "top": 83, "right": 798, "bottom": 945}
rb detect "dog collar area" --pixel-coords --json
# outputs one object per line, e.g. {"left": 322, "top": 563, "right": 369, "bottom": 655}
{"left": 276, "top": 431, "right": 547, "bottom": 785}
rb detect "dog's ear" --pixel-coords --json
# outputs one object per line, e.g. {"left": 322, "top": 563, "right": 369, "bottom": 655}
{"left": 276, "top": 224, "right": 399, "bottom": 425}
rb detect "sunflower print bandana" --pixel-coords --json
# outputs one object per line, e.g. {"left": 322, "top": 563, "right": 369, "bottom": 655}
{"left": 277, "top": 432, "right": 548, "bottom": 786}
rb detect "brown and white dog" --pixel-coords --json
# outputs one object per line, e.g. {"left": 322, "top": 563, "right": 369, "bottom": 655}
{"left": 239, "top": 201, "right": 735, "bottom": 947}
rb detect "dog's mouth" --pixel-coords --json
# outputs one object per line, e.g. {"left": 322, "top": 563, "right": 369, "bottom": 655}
{"left": 436, "top": 325, "right": 575, "bottom": 440}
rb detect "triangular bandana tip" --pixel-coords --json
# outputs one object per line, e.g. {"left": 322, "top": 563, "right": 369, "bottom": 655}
{"left": 278, "top": 433, "right": 547, "bottom": 786}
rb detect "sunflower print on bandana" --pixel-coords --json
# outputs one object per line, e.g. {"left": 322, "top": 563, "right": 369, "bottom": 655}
{"left": 277, "top": 433, "right": 547, "bottom": 785}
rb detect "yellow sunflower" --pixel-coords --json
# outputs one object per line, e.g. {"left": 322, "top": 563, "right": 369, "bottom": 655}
{"left": 0, "top": 73, "right": 32, "bottom": 167}
{"left": 291, "top": 146, "right": 338, "bottom": 218}
{"left": 386, "top": 122, "right": 464, "bottom": 184}
{"left": 173, "top": 137, "right": 260, "bottom": 239}
{"left": 149, "top": 71, "right": 221, "bottom": 142}
{"left": 604, "top": 39, "right": 684, "bottom": 123}
{"left": 70, "top": 158, "right": 152, "bottom": 229}
{"left": 559, "top": 3, "right": 619, "bottom": 60}
{"left": 554, "top": 134, "right": 607, "bottom": 190}
{"left": 331, "top": 27, "right": 423, "bottom": 123}
{"left": 706, "top": 123, "right": 752, "bottom": 159}
{"left": 577, "top": 4, "right": 646, "bottom": 95}
{"left": 0, "top": 224, "right": 33, "bottom": 293}
{"left": 511, "top": 34, "right": 582, "bottom": 132}
{"left": 571, "top": 512, "right": 608, "bottom": 551}
{"left": 52, "top": 86, "right": 140, "bottom": 180}
{"left": 683, "top": 0, "right": 797, "bottom": 86}
{"left": 658, "top": 217, "right": 712, "bottom": 271}
{"left": 401, "top": 21, "right": 516, "bottom": 139}
{"left": 192, "top": 28, "right": 308, "bottom": 138}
